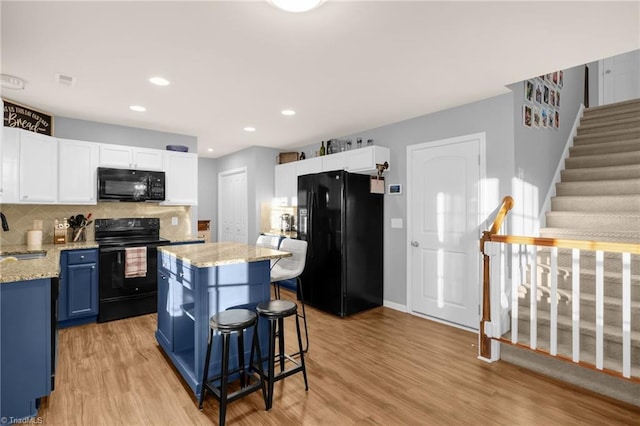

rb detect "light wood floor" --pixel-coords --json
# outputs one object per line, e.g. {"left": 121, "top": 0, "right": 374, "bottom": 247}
{"left": 41, "top": 291, "right": 639, "bottom": 425}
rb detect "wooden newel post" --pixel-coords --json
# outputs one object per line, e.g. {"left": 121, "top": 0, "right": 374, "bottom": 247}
{"left": 480, "top": 232, "right": 492, "bottom": 359}
{"left": 479, "top": 196, "right": 513, "bottom": 360}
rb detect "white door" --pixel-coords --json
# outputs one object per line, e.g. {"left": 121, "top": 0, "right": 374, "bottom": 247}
{"left": 218, "top": 168, "right": 248, "bottom": 243}
{"left": 601, "top": 49, "right": 640, "bottom": 105}
{"left": 407, "top": 133, "right": 484, "bottom": 330}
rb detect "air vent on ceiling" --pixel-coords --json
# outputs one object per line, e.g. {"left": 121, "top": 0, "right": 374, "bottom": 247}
{"left": 55, "top": 73, "right": 77, "bottom": 87}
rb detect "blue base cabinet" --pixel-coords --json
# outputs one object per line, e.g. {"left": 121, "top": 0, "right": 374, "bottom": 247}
{"left": 0, "top": 279, "right": 52, "bottom": 421}
{"left": 59, "top": 249, "right": 98, "bottom": 328}
{"left": 156, "top": 253, "right": 270, "bottom": 396}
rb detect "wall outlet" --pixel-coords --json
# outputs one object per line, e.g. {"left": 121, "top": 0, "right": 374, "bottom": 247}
{"left": 171, "top": 217, "right": 178, "bottom": 226}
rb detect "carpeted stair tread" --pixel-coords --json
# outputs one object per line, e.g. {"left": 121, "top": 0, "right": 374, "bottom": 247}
{"left": 564, "top": 150, "right": 640, "bottom": 168}
{"left": 581, "top": 108, "right": 640, "bottom": 124}
{"left": 551, "top": 195, "right": 640, "bottom": 212}
{"left": 570, "top": 139, "right": 640, "bottom": 156}
{"left": 515, "top": 306, "right": 640, "bottom": 347}
{"left": 499, "top": 343, "right": 640, "bottom": 406}
{"left": 583, "top": 98, "right": 640, "bottom": 114}
{"left": 555, "top": 178, "right": 640, "bottom": 196}
{"left": 545, "top": 211, "right": 640, "bottom": 231}
{"left": 539, "top": 227, "right": 640, "bottom": 243}
{"left": 573, "top": 128, "right": 640, "bottom": 145}
{"left": 578, "top": 117, "right": 640, "bottom": 135}
{"left": 561, "top": 164, "right": 640, "bottom": 182}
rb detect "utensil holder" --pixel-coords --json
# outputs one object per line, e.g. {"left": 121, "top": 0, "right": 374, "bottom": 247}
{"left": 72, "top": 227, "right": 86, "bottom": 242}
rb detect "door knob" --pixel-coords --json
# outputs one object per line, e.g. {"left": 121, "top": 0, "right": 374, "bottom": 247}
{"left": 411, "top": 241, "right": 419, "bottom": 247}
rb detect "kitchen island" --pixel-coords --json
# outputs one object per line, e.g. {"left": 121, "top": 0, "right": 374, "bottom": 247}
{"left": 156, "top": 242, "right": 290, "bottom": 396}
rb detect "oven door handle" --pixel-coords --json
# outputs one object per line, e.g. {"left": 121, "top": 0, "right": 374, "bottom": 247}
{"left": 100, "top": 247, "right": 126, "bottom": 254}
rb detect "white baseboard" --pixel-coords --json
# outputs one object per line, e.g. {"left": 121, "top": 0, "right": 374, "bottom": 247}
{"left": 383, "top": 300, "right": 407, "bottom": 312}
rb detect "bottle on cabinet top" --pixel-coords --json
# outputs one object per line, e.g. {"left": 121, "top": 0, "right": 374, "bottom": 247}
{"left": 320, "top": 141, "right": 326, "bottom": 156}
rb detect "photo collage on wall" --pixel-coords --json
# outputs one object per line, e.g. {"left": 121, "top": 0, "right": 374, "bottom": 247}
{"left": 523, "top": 70, "right": 563, "bottom": 129}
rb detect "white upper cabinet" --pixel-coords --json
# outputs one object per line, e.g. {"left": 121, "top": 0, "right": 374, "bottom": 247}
{"left": 99, "top": 144, "right": 164, "bottom": 170}
{"left": 295, "top": 157, "right": 322, "bottom": 176}
{"left": 321, "top": 152, "right": 346, "bottom": 172}
{"left": 58, "top": 139, "right": 98, "bottom": 204}
{"left": 345, "top": 146, "right": 390, "bottom": 173}
{"left": 291, "top": 146, "right": 390, "bottom": 177}
{"left": 134, "top": 147, "right": 164, "bottom": 170}
{"left": 274, "top": 162, "right": 297, "bottom": 206}
{"left": 19, "top": 130, "right": 58, "bottom": 203}
{"left": 162, "top": 151, "right": 198, "bottom": 205}
{"left": 1, "top": 127, "right": 20, "bottom": 204}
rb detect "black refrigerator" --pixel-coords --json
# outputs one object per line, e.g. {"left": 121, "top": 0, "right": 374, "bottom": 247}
{"left": 297, "top": 170, "right": 383, "bottom": 317}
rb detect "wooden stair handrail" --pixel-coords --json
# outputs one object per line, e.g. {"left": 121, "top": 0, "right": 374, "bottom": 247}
{"left": 487, "top": 234, "right": 640, "bottom": 254}
{"left": 488, "top": 196, "right": 514, "bottom": 235}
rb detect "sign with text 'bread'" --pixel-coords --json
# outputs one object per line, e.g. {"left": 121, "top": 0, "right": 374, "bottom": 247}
{"left": 3, "top": 98, "right": 53, "bottom": 135}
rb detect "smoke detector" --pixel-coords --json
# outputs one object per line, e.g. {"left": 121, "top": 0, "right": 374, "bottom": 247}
{"left": 55, "top": 72, "right": 77, "bottom": 87}
{"left": 1, "top": 74, "right": 25, "bottom": 90}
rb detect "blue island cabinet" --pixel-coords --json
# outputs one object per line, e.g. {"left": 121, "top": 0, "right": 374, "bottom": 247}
{"left": 59, "top": 249, "right": 98, "bottom": 327}
{"left": 0, "top": 279, "right": 52, "bottom": 421}
{"left": 156, "top": 252, "right": 271, "bottom": 396}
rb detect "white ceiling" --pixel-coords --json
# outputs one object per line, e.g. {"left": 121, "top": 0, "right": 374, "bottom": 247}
{"left": 2, "top": 1, "right": 639, "bottom": 158}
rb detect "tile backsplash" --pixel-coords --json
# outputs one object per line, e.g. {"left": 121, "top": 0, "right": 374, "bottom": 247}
{"left": 0, "top": 203, "right": 192, "bottom": 246}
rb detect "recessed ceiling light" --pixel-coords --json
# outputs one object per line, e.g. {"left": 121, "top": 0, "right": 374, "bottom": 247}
{"left": 269, "top": 0, "right": 325, "bottom": 13}
{"left": 1, "top": 74, "right": 25, "bottom": 90}
{"left": 281, "top": 109, "right": 296, "bottom": 116}
{"left": 130, "top": 105, "right": 146, "bottom": 112}
{"left": 149, "top": 77, "right": 170, "bottom": 86}
{"left": 207, "top": 148, "right": 214, "bottom": 152}
{"left": 244, "top": 126, "right": 256, "bottom": 132}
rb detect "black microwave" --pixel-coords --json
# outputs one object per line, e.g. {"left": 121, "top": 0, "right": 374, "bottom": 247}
{"left": 97, "top": 167, "right": 165, "bottom": 202}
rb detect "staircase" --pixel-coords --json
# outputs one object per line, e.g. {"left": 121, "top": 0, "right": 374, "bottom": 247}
{"left": 501, "top": 98, "right": 640, "bottom": 406}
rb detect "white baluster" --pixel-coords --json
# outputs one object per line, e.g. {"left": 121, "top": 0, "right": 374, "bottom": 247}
{"left": 572, "top": 248, "right": 580, "bottom": 363}
{"left": 595, "top": 250, "right": 604, "bottom": 370}
{"left": 622, "top": 252, "right": 631, "bottom": 378}
{"left": 550, "top": 247, "right": 558, "bottom": 356}
{"left": 511, "top": 243, "right": 521, "bottom": 344}
{"left": 530, "top": 245, "right": 538, "bottom": 350}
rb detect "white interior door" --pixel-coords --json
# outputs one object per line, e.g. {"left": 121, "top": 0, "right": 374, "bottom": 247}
{"left": 601, "top": 49, "right": 640, "bottom": 105}
{"left": 218, "top": 168, "right": 248, "bottom": 243}
{"left": 407, "top": 133, "right": 484, "bottom": 330}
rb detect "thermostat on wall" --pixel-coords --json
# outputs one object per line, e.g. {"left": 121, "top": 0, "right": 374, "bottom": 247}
{"left": 388, "top": 184, "right": 402, "bottom": 194}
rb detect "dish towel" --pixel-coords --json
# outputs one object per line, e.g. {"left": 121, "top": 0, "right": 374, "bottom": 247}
{"left": 125, "top": 247, "right": 147, "bottom": 278}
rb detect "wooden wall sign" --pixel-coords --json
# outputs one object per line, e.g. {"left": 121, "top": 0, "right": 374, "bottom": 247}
{"left": 3, "top": 99, "right": 53, "bottom": 136}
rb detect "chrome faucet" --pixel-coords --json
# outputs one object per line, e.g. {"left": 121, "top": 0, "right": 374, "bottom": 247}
{"left": 0, "top": 212, "right": 9, "bottom": 231}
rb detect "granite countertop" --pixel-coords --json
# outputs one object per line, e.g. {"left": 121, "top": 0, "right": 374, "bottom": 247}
{"left": 158, "top": 241, "right": 291, "bottom": 268}
{"left": 0, "top": 241, "right": 98, "bottom": 284}
{"left": 165, "top": 235, "right": 206, "bottom": 244}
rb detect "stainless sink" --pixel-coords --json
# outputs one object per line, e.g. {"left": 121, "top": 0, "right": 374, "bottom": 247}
{"left": 0, "top": 251, "right": 47, "bottom": 261}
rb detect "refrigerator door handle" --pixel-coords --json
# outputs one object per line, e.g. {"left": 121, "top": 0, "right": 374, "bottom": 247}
{"left": 308, "top": 190, "right": 314, "bottom": 258}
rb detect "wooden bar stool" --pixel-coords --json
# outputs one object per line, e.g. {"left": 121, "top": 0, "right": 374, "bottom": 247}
{"left": 256, "top": 299, "right": 308, "bottom": 410}
{"left": 198, "top": 309, "right": 266, "bottom": 426}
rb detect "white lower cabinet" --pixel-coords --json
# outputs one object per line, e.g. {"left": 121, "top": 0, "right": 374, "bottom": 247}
{"left": 162, "top": 151, "right": 198, "bottom": 205}
{"left": 58, "top": 139, "right": 98, "bottom": 204}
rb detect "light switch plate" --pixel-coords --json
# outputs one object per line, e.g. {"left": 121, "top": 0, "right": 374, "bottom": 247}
{"left": 171, "top": 217, "right": 178, "bottom": 226}
{"left": 391, "top": 218, "right": 403, "bottom": 229}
